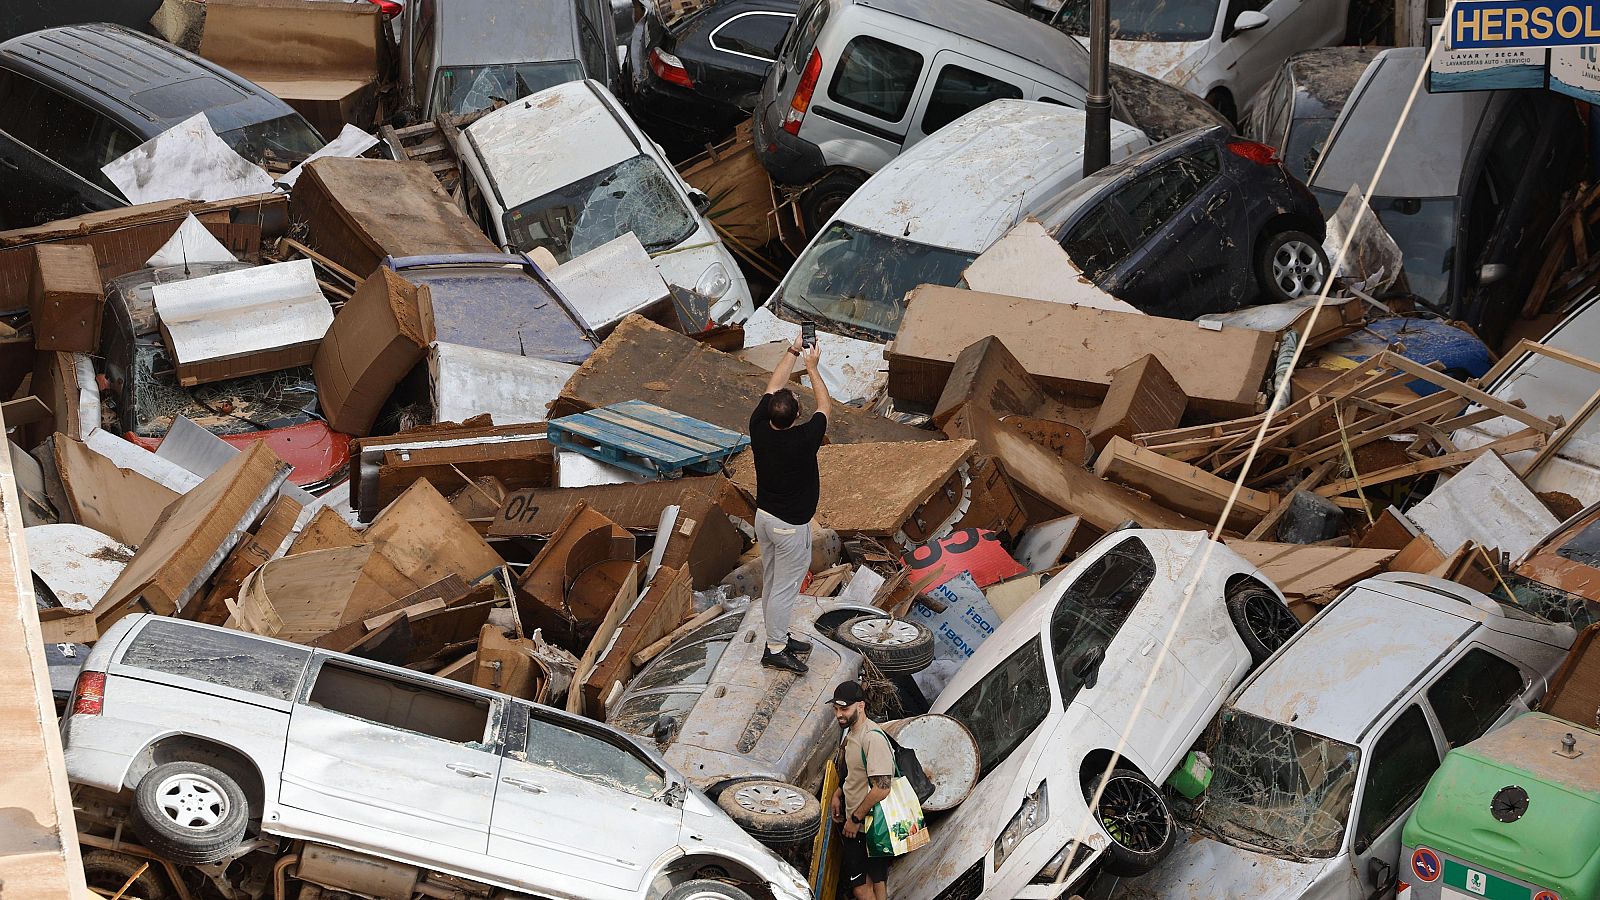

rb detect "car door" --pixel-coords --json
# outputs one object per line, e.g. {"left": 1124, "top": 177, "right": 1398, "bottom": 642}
{"left": 1347, "top": 704, "right": 1445, "bottom": 899}
{"left": 705, "top": 9, "right": 797, "bottom": 105}
{"left": 1209, "top": 0, "right": 1313, "bottom": 106}
{"left": 905, "top": 52, "right": 1025, "bottom": 143}
{"left": 281, "top": 657, "right": 500, "bottom": 855}
{"left": 488, "top": 702, "right": 681, "bottom": 893}
{"left": 802, "top": 28, "right": 928, "bottom": 172}
{"left": 1423, "top": 645, "right": 1534, "bottom": 750}
{"left": 1100, "top": 147, "right": 1229, "bottom": 317}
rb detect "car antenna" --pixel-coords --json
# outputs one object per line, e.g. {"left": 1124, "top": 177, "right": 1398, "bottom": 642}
{"left": 181, "top": 232, "right": 190, "bottom": 277}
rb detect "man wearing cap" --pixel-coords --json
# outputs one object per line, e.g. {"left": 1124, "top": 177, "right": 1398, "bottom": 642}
{"left": 829, "top": 681, "right": 894, "bottom": 900}
{"left": 749, "top": 335, "right": 831, "bottom": 674}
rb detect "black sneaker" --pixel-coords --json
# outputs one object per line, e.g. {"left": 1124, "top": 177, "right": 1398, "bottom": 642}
{"left": 786, "top": 635, "right": 813, "bottom": 655}
{"left": 762, "top": 648, "right": 809, "bottom": 674}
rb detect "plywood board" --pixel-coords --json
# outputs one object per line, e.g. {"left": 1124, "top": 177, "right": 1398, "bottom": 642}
{"left": 1405, "top": 451, "right": 1559, "bottom": 559}
{"left": 960, "top": 219, "right": 1141, "bottom": 314}
{"left": 1225, "top": 541, "right": 1398, "bottom": 607}
{"left": 364, "top": 479, "right": 505, "bottom": 591}
{"left": 1089, "top": 354, "right": 1187, "bottom": 451}
{"left": 53, "top": 435, "right": 180, "bottom": 547}
{"left": 888, "top": 286, "right": 1274, "bottom": 417}
{"left": 29, "top": 244, "right": 103, "bottom": 352}
{"left": 490, "top": 476, "right": 735, "bottom": 536}
{"left": 583, "top": 564, "right": 693, "bottom": 712}
{"left": 228, "top": 545, "right": 371, "bottom": 642}
{"left": 551, "top": 315, "right": 926, "bottom": 445}
{"left": 724, "top": 440, "right": 975, "bottom": 535}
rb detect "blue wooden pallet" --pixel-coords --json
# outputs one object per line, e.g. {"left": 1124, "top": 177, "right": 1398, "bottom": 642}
{"left": 547, "top": 400, "right": 750, "bottom": 479}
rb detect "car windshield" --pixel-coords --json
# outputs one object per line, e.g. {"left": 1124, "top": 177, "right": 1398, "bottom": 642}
{"left": 944, "top": 637, "right": 1052, "bottom": 776}
{"left": 218, "top": 114, "right": 325, "bottom": 167}
{"left": 1195, "top": 709, "right": 1362, "bottom": 859}
{"left": 502, "top": 155, "right": 698, "bottom": 262}
{"left": 1283, "top": 117, "right": 1336, "bottom": 183}
{"left": 1054, "top": 0, "right": 1220, "bottom": 41}
{"left": 127, "top": 343, "right": 319, "bottom": 436}
{"left": 774, "top": 223, "right": 978, "bottom": 340}
{"left": 1315, "top": 188, "right": 1456, "bottom": 306}
{"left": 434, "top": 61, "right": 586, "bottom": 116}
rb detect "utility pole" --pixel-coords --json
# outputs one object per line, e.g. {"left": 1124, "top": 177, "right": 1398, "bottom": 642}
{"left": 1083, "top": 0, "right": 1111, "bottom": 175}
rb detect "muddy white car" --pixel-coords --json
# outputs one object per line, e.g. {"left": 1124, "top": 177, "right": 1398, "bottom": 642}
{"left": 889, "top": 529, "right": 1301, "bottom": 899}
{"left": 62, "top": 615, "right": 812, "bottom": 900}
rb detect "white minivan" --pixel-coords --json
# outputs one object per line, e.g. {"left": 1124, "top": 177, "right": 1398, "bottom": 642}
{"left": 743, "top": 99, "right": 1148, "bottom": 401}
{"left": 460, "top": 79, "right": 754, "bottom": 324}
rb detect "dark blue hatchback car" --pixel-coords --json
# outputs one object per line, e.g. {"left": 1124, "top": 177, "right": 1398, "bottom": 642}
{"left": 1035, "top": 125, "right": 1329, "bottom": 320}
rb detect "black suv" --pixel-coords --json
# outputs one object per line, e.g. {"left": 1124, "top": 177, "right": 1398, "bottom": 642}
{"left": 0, "top": 24, "right": 325, "bottom": 229}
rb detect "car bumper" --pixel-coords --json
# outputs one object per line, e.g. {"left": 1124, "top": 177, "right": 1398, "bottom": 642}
{"left": 752, "top": 100, "right": 825, "bottom": 185}
{"left": 62, "top": 718, "right": 138, "bottom": 792}
{"left": 629, "top": 78, "right": 745, "bottom": 146}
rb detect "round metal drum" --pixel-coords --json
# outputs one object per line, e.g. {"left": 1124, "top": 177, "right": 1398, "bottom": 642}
{"left": 886, "top": 713, "right": 979, "bottom": 812}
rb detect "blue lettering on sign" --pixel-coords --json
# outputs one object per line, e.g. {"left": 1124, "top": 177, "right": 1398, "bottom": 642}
{"left": 961, "top": 606, "right": 996, "bottom": 636}
{"left": 1451, "top": 0, "right": 1600, "bottom": 48}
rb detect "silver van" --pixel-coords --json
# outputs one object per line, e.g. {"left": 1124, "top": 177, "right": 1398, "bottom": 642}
{"left": 751, "top": 0, "right": 1101, "bottom": 231}
{"left": 62, "top": 614, "right": 811, "bottom": 900}
{"left": 401, "top": 0, "right": 621, "bottom": 120}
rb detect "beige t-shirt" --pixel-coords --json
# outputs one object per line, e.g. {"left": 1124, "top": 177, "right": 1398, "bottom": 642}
{"left": 840, "top": 718, "right": 895, "bottom": 815}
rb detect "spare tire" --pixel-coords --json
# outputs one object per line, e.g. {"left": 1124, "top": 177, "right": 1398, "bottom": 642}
{"left": 81, "top": 849, "right": 176, "bottom": 900}
{"left": 131, "top": 761, "right": 249, "bottom": 865}
{"left": 716, "top": 779, "right": 822, "bottom": 846}
{"left": 837, "top": 615, "right": 935, "bottom": 675}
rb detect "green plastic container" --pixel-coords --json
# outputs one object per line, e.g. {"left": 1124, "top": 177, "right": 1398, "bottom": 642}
{"left": 1166, "top": 750, "right": 1213, "bottom": 800}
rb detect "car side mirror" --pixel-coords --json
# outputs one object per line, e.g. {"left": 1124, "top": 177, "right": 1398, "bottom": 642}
{"left": 1072, "top": 647, "right": 1105, "bottom": 689}
{"left": 1367, "top": 857, "right": 1392, "bottom": 887}
{"left": 688, "top": 188, "right": 712, "bottom": 214}
{"left": 1230, "top": 10, "right": 1269, "bottom": 35}
{"left": 1479, "top": 262, "right": 1510, "bottom": 285}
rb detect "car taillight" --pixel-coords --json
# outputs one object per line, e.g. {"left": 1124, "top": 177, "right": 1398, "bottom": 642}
{"left": 72, "top": 671, "right": 106, "bottom": 717}
{"left": 649, "top": 48, "right": 694, "bottom": 89}
{"left": 783, "top": 49, "right": 823, "bottom": 136}
{"left": 365, "top": 0, "right": 402, "bottom": 17}
{"left": 1227, "top": 139, "right": 1281, "bottom": 166}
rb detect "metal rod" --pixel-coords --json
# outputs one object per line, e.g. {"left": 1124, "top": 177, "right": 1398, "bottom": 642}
{"left": 1083, "top": 0, "right": 1112, "bottom": 175}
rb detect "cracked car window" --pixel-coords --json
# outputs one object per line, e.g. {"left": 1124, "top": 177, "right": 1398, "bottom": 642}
{"left": 1196, "top": 709, "right": 1361, "bottom": 858}
{"left": 1426, "top": 647, "right": 1524, "bottom": 748}
{"left": 1051, "top": 537, "right": 1155, "bottom": 704}
{"left": 521, "top": 714, "right": 666, "bottom": 799}
{"left": 121, "top": 619, "right": 309, "bottom": 701}
{"left": 944, "top": 637, "right": 1051, "bottom": 776}
{"left": 502, "top": 155, "right": 697, "bottom": 262}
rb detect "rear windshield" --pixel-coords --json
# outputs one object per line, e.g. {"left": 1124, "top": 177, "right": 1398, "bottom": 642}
{"left": 1054, "top": 0, "right": 1221, "bottom": 42}
{"left": 435, "top": 62, "right": 585, "bottom": 117}
{"left": 218, "top": 114, "right": 324, "bottom": 168}
{"left": 779, "top": 0, "right": 830, "bottom": 71}
{"left": 120, "top": 619, "right": 309, "bottom": 701}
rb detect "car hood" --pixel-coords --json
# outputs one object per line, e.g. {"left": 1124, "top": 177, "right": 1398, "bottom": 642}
{"left": 1105, "top": 38, "right": 1210, "bottom": 89}
{"left": 1118, "top": 831, "right": 1339, "bottom": 899}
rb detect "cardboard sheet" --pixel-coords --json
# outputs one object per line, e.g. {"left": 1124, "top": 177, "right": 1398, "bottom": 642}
{"left": 314, "top": 267, "right": 435, "bottom": 437}
{"left": 53, "top": 435, "right": 181, "bottom": 547}
{"left": 364, "top": 479, "right": 505, "bottom": 592}
{"left": 153, "top": 259, "right": 334, "bottom": 386}
{"left": 960, "top": 219, "right": 1141, "bottom": 314}
{"left": 888, "top": 286, "right": 1275, "bottom": 417}
{"left": 102, "top": 113, "right": 276, "bottom": 205}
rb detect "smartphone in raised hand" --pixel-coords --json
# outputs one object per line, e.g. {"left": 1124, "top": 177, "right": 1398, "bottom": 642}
{"left": 801, "top": 321, "right": 817, "bottom": 348}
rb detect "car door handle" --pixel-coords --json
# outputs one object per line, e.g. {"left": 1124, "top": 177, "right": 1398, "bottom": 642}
{"left": 0, "top": 157, "right": 17, "bottom": 171}
{"left": 502, "top": 777, "right": 548, "bottom": 794}
{"left": 446, "top": 763, "right": 493, "bottom": 778}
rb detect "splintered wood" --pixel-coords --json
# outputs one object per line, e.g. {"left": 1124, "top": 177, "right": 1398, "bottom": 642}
{"left": 1134, "top": 350, "right": 1569, "bottom": 498}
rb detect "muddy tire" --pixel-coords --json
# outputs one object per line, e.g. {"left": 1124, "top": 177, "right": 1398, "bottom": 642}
{"left": 799, "top": 171, "right": 865, "bottom": 236}
{"left": 662, "top": 879, "right": 758, "bottom": 900}
{"left": 1090, "top": 768, "right": 1175, "bottom": 877}
{"left": 837, "top": 615, "right": 935, "bottom": 675}
{"left": 716, "top": 779, "right": 822, "bottom": 845}
{"left": 131, "top": 761, "right": 249, "bottom": 865}
{"left": 1256, "top": 230, "right": 1329, "bottom": 302}
{"left": 1226, "top": 581, "right": 1300, "bottom": 666}
{"left": 81, "top": 849, "right": 177, "bottom": 900}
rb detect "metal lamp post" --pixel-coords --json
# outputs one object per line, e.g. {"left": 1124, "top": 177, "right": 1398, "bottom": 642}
{"left": 1083, "top": 0, "right": 1112, "bottom": 175}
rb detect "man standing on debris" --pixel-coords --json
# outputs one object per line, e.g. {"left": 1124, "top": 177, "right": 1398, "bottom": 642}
{"left": 831, "top": 681, "right": 894, "bottom": 900}
{"left": 750, "top": 333, "right": 831, "bottom": 674}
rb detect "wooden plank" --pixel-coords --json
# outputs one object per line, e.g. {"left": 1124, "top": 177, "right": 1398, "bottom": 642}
{"left": 632, "top": 604, "right": 724, "bottom": 667}
{"left": 1374, "top": 351, "right": 1557, "bottom": 433}
{"left": 568, "top": 563, "right": 638, "bottom": 717}
{"left": 612, "top": 400, "right": 751, "bottom": 448}
{"left": 1226, "top": 540, "right": 1397, "bottom": 607}
{"left": 579, "top": 407, "right": 725, "bottom": 454}
{"left": 1250, "top": 392, "right": 1468, "bottom": 484}
{"left": 1315, "top": 429, "right": 1546, "bottom": 496}
{"left": 1093, "top": 436, "right": 1277, "bottom": 527}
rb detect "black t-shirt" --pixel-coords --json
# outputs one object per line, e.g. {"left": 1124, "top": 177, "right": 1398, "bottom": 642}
{"left": 749, "top": 393, "right": 827, "bottom": 526}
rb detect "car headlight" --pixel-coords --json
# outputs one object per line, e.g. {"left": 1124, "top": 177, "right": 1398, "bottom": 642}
{"left": 772, "top": 860, "right": 811, "bottom": 899}
{"left": 696, "top": 262, "right": 732, "bottom": 299}
{"left": 993, "top": 781, "right": 1049, "bottom": 872}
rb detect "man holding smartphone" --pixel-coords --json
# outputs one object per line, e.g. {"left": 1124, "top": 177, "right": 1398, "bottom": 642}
{"left": 748, "top": 326, "right": 831, "bottom": 674}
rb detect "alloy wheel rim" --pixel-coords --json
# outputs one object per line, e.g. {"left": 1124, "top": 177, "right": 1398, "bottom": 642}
{"left": 154, "top": 772, "right": 229, "bottom": 830}
{"left": 1272, "top": 239, "right": 1326, "bottom": 297}
{"left": 1097, "top": 774, "right": 1170, "bottom": 853}
{"left": 1245, "top": 593, "right": 1300, "bottom": 651}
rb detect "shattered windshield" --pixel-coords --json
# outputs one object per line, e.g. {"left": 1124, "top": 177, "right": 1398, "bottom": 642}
{"left": 1315, "top": 189, "right": 1455, "bottom": 306}
{"left": 1195, "top": 710, "right": 1361, "bottom": 859}
{"left": 127, "top": 343, "right": 319, "bottom": 437}
{"left": 774, "top": 223, "right": 978, "bottom": 340}
{"left": 944, "top": 637, "right": 1052, "bottom": 776}
{"left": 502, "top": 155, "right": 697, "bottom": 263}
{"left": 218, "top": 114, "right": 325, "bottom": 168}
{"left": 1054, "top": 0, "right": 1220, "bottom": 42}
{"left": 435, "top": 62, "right": 586, "bottom": 117}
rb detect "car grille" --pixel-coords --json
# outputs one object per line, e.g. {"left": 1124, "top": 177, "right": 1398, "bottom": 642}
{"left": 934, "top": 860, "right": 985, "bottom": 900}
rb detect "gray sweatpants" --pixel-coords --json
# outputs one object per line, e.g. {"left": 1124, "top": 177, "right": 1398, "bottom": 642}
{"left": 755, "top": 509, "right": 811, "bottom": 653}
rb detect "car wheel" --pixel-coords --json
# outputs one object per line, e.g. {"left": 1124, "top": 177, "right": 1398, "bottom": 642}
{"left": 81, "top": 849, "right": 177, "bottom": 900}
{"left": 1256, "top": 230, "right": 1330, "bottom": 302}
{"left": 716, "top": 779, "right": 822, "bottom": 845}
{"left": 131, "top": 761, "right": 249, "bottom": 865}
{"left": 662, "top": 878, "right": 758, "bottom": 900}
{"left": 1226, "top": 581, "right": 1300, "bottom": 665}
{"left": 1090, "top": 768, "right": 1175, "bottom": 877}
{"left": 798, "top": 171, "right": 864, "bottom": 236}
{"left": 1204, "top": 88, "right": 1237, "bottom": 125}
{"left": 837, "top": 615, "right": 936, "bottom": 675}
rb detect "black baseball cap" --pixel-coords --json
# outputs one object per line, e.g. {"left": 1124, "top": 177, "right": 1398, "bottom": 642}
{"left": 830, "top": 681, "right": 865, "bottom": 708}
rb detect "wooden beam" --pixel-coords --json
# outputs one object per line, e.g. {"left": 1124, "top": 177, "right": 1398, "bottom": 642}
{"left": 1315, "top": 429, "right": 1546, "bottom": 496}
{"left": 1375, "top": 351, "right": 1556, "bottom": 433}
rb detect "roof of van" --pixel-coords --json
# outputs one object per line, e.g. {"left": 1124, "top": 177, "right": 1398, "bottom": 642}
{"left": 0, "top": 24, "right": 298, "bottom": 139}
{"left": 834, "top": 100, "right": 1144, "bottom": 253}
{"left": 1232, "top": 574, "right": 1549, "bottom": 742}
{"left": 465, "top": 80, "right": 639, "bottom": 209}
{"left": 1309, "top": 46, "right": 1493, "bottom": 199}
{"left": 433, "top": 0, "right": 582, "bottom": 68}
{"left": 850, "top": 0, "right": 1091, "bottom": 82}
